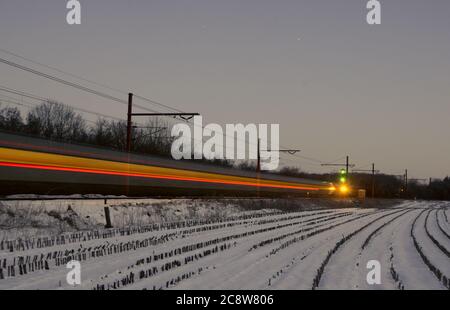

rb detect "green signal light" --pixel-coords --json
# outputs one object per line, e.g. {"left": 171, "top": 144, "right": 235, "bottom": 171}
{"left": 340, "top": 177, "right": 346, "bottom": 183}
{"left": 340, "top": 169, "right": 346, "bottom": 175}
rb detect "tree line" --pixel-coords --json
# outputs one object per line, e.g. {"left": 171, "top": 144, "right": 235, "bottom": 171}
{"left": 0, "top": 100, "right": 175, "bottom": 157}
{"left": 1, "top": 101, "right": 449, "bottom": 200}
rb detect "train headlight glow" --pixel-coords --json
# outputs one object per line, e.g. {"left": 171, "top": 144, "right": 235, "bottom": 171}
{"left": 339, "top": 185, "right": 350, "bottom": 194}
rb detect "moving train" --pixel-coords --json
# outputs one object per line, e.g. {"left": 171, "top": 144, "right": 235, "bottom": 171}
{"left": 0, "top": 131, "right": 335, "bottom": 197}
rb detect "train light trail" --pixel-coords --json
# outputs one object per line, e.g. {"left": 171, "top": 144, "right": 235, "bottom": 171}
{"left": 0, "top": 147, "right": 335, "bottom": 193}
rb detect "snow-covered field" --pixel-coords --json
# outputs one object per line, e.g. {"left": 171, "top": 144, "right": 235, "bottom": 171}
{"left": 0, "top": 200, "right": 448, "bottom": 290}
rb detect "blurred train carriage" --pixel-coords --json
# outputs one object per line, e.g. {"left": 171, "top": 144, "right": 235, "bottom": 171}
{"left": 0, "top": 131, "right": 335, "bottom": 197}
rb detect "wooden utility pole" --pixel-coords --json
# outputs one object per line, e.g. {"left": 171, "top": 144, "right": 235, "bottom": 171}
{"left": 126, "top": 93, "right": 133, "bottom": 152}
{"left": 125, "top": 93, "right": 133, "bottom": 196}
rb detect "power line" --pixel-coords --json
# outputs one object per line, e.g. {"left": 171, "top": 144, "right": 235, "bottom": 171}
{"left": 0, "top": 48, "right": 127, "bottom": 95}
{"left": 353, "top": 163, "right": 372, "bottom": 170}
{"left": 323, "top": 156, "right": 348, "bottom": 165}
{"left": 0, "top": 98, "right": 99, "bottom": 126}
{"left": 0, "top": 93, "right": 154, "bottom": 129}
{"left": 0, "top": 56, "right": 183, "bottom": 117}
{"left": 0, "top": 48, "right": 186, "bottom": 113}
{"left": 0, "top": 96, "right": 34, "bottom": 109}
{"left": 134, "top": 94, "right": 184, "bottom": 113}
{"left": 0, "top": 85, "right": 125, "bottom": 122}
{"left": 287, "top": 153, "right": 346, "bottom": 166}
{"left": 0, "top": 57, "right": 129, "bottom": 104}
{"left": 276, "top": 155, "right": 326, "bottom": 168}
{"left": 0, "top": 85, "right": 47, "bottom": 102}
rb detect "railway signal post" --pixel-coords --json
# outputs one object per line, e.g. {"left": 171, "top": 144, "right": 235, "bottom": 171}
{"left": 321, "top": 156, "right": 355, "bottom": 194}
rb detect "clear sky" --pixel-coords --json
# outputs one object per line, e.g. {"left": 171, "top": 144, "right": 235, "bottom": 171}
{"left": 0, "top": 0, "right": 449, "bottom": 179}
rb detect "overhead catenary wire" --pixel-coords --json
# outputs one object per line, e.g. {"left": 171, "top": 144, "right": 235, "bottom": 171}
{"left": 0, "top": 85, "right": 47, "bottom": 102}
{"left": 0, "top": 93, "right": 120, "bottom": 127}
{"left": 277, "top": 156, "right": 330, "bottom": 169}
{"left": 0, "top": 96, "right": 35, "bottom": 109}
{"left": 352, "top": 163, "right": 372, "bottom": 171}
{"left": 286, "top": 153, "right": 347, "bottom": 166}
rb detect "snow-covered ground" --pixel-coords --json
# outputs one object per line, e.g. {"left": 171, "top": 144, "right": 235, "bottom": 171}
{"left": 0, "top": 200, "right": 448, "bottom": 290}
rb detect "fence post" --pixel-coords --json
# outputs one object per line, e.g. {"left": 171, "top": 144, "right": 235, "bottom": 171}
{"left": 104, "top": 207, "right": 113, "bottom": 229}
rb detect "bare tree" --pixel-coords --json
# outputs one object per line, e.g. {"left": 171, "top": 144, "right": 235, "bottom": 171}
{"left": 26, "top": 100, "right": 87, "bottom": 142}
{"left": 106, "top": 120, "right": 127, "bottom": 151}
{"left": 89, "top": 118, "right": 113, "bottom": 147}
{"left": 133, "top": 118, "right": 174, "bottom": 156}
{"left": 0, "top": 105, "right": 23, "bottom": 131}
{"left": 237, "top": 161, "right": 257, "bottom": 171}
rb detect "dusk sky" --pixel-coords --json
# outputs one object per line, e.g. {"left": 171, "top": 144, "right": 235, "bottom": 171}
{"left": 0, "top": 0, "right": 449, "bottom": 179}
